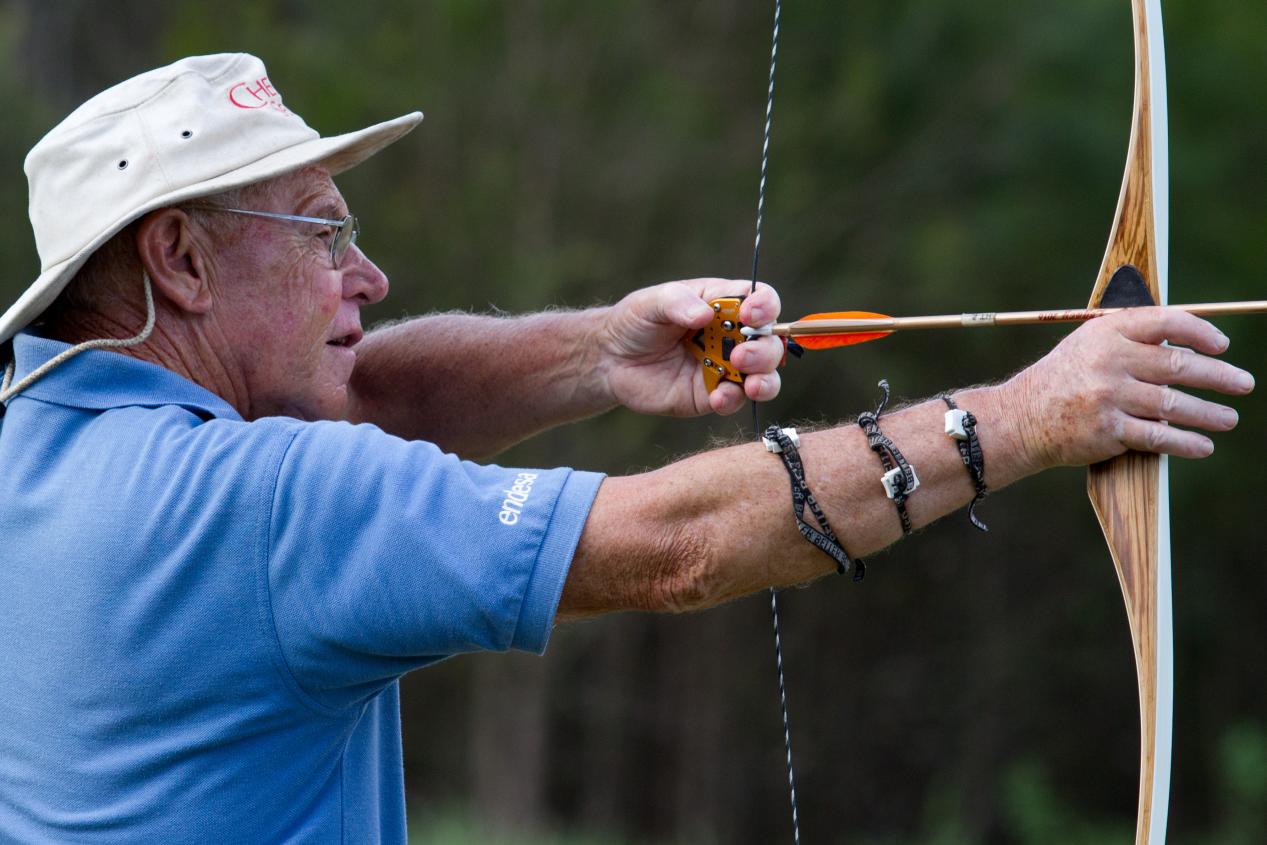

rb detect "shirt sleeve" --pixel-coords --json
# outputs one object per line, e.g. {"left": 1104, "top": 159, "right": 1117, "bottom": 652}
{"left": 263, "top": 419, "right": 603, "bottom": 711}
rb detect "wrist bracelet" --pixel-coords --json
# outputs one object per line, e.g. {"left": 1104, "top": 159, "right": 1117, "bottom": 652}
{"left": 857, "top": 380, "right": 919, "bottom": 535}
{"left": 764, "top": 425, "right": 863, "bottom": 581}
{"left": 941, "top": 393, "right": 989, "bottom": 532}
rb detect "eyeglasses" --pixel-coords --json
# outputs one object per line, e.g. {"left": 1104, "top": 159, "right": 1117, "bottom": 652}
{"left": 188, "top": 206, "right": 359, "bottom": 269}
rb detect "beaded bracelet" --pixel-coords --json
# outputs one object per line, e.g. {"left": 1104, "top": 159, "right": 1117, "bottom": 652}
{"left": 856, "top": 380, "right": 919, "bottom": 535}
{"left": 763, "top": 425, "right": 863, "bottom": 581}
{"left": 940, "top": 393, "right": 989, "bottom": 532}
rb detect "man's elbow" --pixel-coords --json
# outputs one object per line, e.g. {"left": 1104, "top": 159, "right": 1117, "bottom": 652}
{"left": 647, "top": 525, "right": 728, "bottom": 614}
{"left": 564, "top": 475, "right": 736, "bottom": 619}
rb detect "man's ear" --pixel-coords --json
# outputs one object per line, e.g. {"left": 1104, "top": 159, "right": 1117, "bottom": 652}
{"left": 135, "top": 208, "right": 213, "bottom": 314}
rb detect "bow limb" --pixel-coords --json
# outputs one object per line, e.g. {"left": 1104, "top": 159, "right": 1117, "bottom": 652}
{"left": 1085, "top": 1, "right": 1172, "bottom": 842}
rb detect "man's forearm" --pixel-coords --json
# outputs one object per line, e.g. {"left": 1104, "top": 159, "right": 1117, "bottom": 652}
{"left": 347, "top": 309, "right": 616, "bottom": 457}
{"left": 560, "top": 382, "right": 1040, "bottom": 620}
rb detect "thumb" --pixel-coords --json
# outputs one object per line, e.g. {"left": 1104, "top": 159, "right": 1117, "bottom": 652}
{"left": 652, "top": 284, "right": 715, "bottom": 329}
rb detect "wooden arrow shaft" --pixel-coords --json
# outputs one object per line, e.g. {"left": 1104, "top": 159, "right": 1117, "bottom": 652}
{"left": 773, "top": 300, "right": 1267, "bottom": 338}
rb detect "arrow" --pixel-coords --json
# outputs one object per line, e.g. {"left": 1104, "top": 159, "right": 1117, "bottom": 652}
{"left": 773, "top": 299, "right": 1267, "bottom": 348}
{"left": 691, "top": 297, "right": 1267, "bottom": 389}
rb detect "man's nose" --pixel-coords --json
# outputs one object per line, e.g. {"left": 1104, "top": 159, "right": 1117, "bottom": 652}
{"left": 342, "top": 245, "right": 389, "bottom": 305}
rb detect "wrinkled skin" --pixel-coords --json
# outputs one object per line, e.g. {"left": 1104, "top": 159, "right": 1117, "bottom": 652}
{"left": 187, "top": 168, "right": 390, "bottom": 421}
{"left": 1008, "top": 307, "right": 1251, "bottom": 466}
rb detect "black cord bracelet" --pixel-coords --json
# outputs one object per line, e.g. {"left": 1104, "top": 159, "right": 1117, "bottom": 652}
{"left": 856, "top": 380, "right": 919, "bottom": 535}
{"left": 763, "top": 425, "right": 864, "bottom": 581}
{"left": 940, "top": 394, "right": 989, "bottom": 532}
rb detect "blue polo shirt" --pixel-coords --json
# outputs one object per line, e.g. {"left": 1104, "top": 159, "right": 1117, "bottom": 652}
{"left": 0, "top": 332, "right": 603, "bottom": 844}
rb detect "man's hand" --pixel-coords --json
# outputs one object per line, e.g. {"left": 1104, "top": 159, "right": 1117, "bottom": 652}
{"left": 595, "top": 279, "right": 784, "bottom": 417}
{"left": 1006, "top": 307, "right": 1254, "bottom": 470}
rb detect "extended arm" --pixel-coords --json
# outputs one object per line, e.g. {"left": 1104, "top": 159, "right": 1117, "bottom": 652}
{"left": 347, "top": 309, "right": 615, "bottom": 458}
{"left": 563, "top": 383, "right": 1025, "bottom": 618}
{"left": 346, "top": 280, "right": 783, "bottom": 458}
{"left": 560, "top": 308, "right": 1253, "bottom": 620}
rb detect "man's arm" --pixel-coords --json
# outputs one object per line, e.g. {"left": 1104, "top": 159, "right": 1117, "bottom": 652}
{"left": 560, "top": 308, "right": 1254, "bottom": 619}
{"left": 345, "top": 281, "right": 783, "bottom": 458}
{"left": 347, "top": 309, "right": 614, "bottom": 458}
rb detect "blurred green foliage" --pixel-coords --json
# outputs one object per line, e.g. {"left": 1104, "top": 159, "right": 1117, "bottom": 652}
{"left": 3, "top": 1, "right": 1266, "bottom": 843}
{"left": 409, "top": 811, "right": 625, "bottom": 845}
{"left": 407, "top": 724, "right": 1267, "bottom": 845}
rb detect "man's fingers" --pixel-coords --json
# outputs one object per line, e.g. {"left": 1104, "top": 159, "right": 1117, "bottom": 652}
{"left": 1129, "top": 343, "right": 1255, "bottom": 395}
{"left": 739, "top": 282, "right": 781, "bottom": 327}
{"left": 1118, "top": 416, "right": 1215, "bottom": 459}
{"left": 742, "top": 370, "right": 782, "bottom": 403}
{"left": 729, "top": 335, "right": 783, "bottom": 375}
{"left": 707, "top": 381, "right": 746, "bottom": 416}
{"left": 705, "top": 368, "right": 782, "bottom": 414}
{"left": 667, "top": 278, "right": 782, "bottom": 329}
{"left": 1118, "top": 382, "right": 1240, "bottom": 432}
{"left": 1112, "top": 307, "right": 1231, "bottom": 355}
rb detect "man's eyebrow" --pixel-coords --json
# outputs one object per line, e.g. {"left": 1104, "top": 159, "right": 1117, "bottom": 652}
{"left": 298, "top": 197, "right": 347, "bottom": 220}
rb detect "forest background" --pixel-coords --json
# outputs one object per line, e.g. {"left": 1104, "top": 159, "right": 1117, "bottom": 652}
{"left": 1, "top": 1, "right": 1265, "bottom": 843}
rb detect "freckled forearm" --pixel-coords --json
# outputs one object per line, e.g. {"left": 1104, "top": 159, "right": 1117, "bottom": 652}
{"left": 559, "top": 381, "right": 1043, "bottom": 620}
{"left": 346, "top": 309, "right": 617, "bottom": 457}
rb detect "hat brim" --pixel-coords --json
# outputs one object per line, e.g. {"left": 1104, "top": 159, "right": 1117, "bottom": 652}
{"left": 0, "top": 110, "right": 423, "bottom": 345}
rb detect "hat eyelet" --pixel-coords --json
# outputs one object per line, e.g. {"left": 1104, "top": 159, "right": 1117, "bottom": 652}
{"left": 117, "top": 160, "right": 129, "bottom": 170}
{"left": 180, "top": 130, "right": 193, "bottom": 139}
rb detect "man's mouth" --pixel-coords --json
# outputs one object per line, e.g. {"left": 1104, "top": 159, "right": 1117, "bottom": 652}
{"left": 326, "top": 328, "right": 364, "bottom": 349}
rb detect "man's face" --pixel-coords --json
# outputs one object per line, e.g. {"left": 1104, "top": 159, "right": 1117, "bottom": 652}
{"left": 206, "top": 167, "right": 389, "bottom": 421}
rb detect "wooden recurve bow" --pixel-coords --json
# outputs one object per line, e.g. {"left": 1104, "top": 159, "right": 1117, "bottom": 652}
{"left": 693, "top": 4, "right": 1175, "bottom": 838}
{"left": 1085, "top": 1, "right": 1172, "bottom": 842}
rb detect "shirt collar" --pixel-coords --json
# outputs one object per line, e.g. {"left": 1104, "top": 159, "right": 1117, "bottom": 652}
{"left": 6, "top": 331, "right": 243, "bottom": 421}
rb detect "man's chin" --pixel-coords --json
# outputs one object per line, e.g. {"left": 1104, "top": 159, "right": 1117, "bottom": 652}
{"left": 309, "top": 383, "right": 351, "bottom": 423}
{"left": 248, "top": 383, "right": 350, "bottom": 423}
{"left": 325, "top": 342, "right": 358, "bottom": 381}
{"left": 310, "top": 345, "right": 357, "bottom": 420}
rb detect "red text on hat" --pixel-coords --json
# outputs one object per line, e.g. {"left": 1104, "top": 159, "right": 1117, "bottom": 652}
{"left": 228, "top": 77, "right": 289, "bottom": 113}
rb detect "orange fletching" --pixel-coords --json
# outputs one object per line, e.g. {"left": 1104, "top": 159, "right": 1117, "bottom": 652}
{"left": 793, "top": 311, "right": 892, "bottom": 350}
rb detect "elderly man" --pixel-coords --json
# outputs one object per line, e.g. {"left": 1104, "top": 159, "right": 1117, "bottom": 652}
{"left": 0, "top": 54, "right": 1252, "bottom": 842}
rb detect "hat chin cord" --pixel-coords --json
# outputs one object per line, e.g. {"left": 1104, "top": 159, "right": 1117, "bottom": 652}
{"left": 0, "top": 271, "right": 156, "bottom": 404}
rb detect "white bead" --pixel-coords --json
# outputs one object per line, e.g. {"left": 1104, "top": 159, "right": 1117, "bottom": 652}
{"left": 881, "top": 465, "right": 920, "bottom": 499}
{"left": 763, "top": 427, "right": 799, "bottom": 453}
{"left": 945, "top": 408, "right": 969, "bottom": 441}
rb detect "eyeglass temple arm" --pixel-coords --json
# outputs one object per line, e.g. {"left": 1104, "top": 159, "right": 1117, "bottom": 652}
{"left": 223, "top": 208, "right": 349, "bottom": 227}
{"left": 192, "top": 206, "right": 349, "bottom": 228}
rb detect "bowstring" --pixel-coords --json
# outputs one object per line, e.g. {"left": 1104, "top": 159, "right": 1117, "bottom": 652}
{"left": 748, "top": 2, "right": 801, "bottom": 844}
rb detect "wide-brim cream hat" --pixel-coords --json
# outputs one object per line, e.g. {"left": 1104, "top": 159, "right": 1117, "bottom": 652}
{"left": 0, "top": 52, "right": 422, "bottom": 344}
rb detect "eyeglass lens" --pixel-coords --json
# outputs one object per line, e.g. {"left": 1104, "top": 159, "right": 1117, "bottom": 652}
{"left": 332, "top": 215, "right": 358, "bottom": 268}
